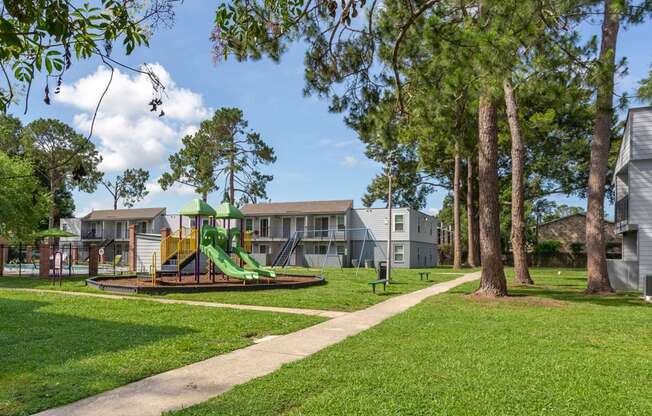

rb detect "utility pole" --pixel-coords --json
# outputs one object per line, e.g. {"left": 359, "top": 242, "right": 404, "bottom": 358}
{"left": 386, "top": 155, "right": 393, "bottom": 283}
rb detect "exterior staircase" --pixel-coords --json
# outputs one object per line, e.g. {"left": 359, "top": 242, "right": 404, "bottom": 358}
{"left": 159, "top": 228, "right": 197, "bottom": 275}
{"left": 271, "top": 233, "right": 302, "bottom": 267}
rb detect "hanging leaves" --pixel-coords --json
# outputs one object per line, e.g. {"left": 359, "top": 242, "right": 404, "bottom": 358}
{"left": 0, "top": 0, "right": 178, "bottom": 113}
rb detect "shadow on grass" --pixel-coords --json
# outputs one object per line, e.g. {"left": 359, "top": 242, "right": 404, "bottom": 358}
{"left": 1, "top": 297, "right": 194, "bottom": 378}
{"left": 508, "top": 286, "right": 646, "bottom": 308}
{"left": 454, "top": 276, "right": 646, "bottom": 309}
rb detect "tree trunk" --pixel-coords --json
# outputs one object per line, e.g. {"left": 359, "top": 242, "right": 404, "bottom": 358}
{"left": 453, "top": 145, "right": 463, "bottom": 269}
{"left": 229, "top": 169, "right": 235, "bottom": 204}
{"left": 586, "top": 0, "right": 618, "bottom": 294}
{"left": 473, "top": 205, "right": 481, "bottom": 265}
{"left": 229, "top": 142, "right": 236, "bottom": 204}
{"left": 466, "top": 158, "right": 478, "bottom": 267}
{"left": 476, "top": 94, "right": 507, "bottom": 296}
{"left": 503, "top": 79, "right": 534, "bottom": 285}
{"left": 48, "top": 171, "right": 56, "bottom": 229}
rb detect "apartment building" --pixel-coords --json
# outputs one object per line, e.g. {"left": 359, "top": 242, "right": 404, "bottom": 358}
{"left": 241, "top": 200, "right": 442, "bottom": 268}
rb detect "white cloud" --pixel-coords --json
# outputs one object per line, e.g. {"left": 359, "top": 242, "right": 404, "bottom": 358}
{"left": 341, "top": 155, "right": 359, "bottom": 168}
{"left": 75, "top": 198, "right": 112, "bottom": 217}
{"left": 427, "top": 207, "right": 439, "bottom": 217}
{"left": 145, "top": 178, "right": 196, "bottom": 198}
{"left": 318, "top": 138, "right": 359, "bottom": 148}
{"left": 56, "top": 64, "right": 211, "bottom": 173}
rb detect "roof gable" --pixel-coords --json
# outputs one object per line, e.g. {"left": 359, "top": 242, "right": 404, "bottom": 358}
{"left": 241, "top": 200, "right": 353, "bottom": 216}
{"left": 83, "top": 208, "right": 166, "bottom": 221}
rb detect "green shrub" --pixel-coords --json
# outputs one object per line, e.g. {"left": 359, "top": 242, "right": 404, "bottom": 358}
{"left": 536, "top": 240, "right": 562, "bottom": 255}
{"left": 570, "top": 242, "right": 584, "bottom": 256}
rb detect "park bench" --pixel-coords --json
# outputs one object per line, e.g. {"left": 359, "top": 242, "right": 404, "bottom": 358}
{"left": 368, "top": 278, "right": 388, "bottom": 293}
{"left": 419, "top": 272, "right": 430, "bottom": 281}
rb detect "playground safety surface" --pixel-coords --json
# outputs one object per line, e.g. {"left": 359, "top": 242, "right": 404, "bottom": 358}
{"left": 86, "top": 273, "right": 326, "bottom": 294}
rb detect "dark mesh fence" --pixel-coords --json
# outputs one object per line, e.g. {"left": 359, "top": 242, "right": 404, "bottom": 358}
{"left": 0, "top": 241, "right": 128, "bottom": 278}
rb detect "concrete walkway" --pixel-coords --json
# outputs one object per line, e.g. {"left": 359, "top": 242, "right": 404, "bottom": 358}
{"left": 0, "top": 287, "right": 347, "bottom": 318}
{"left": 33, "top": 271, "right": 480, "bottom": 416}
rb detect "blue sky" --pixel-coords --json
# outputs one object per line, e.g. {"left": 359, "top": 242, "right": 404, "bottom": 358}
{"left": 17, "top": 3, "right": 652, "bottom": 218}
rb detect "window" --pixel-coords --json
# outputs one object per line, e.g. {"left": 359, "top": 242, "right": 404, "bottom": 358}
{"left": 316, "top": 244, "right": 328, "bottom": 255}
{"left": 337, "top": 215, "right": 346, "bottom": 231}
{"left": 115, "top": 221, "right": 127, "bottom": 239}
{"left": 88, "top": 222, "right": 100, "bottom": 238}
{"left": 394, "top": 244, "right": 404, "bottom": 262}
{"left": 417, "top": 217, "right": 421, "bottom": 233}
{"left": 137, "top": 221, "right": 147, "bottom": 234}
{"left": 315, "top": 217, "right": 329, "bottom": 237}
{"left": 258, "top": 245, "right": 268, "bottom": 254}
{"left": 259, "top": 218, "right": 269, "bottom": 237}
{"left": 429, "top": 225, "right": 433, "bottom": 236}
{"left": 245, "top": 218, "right": 253, "bottom": 232}
{"left": 336, "top": 245, "right": 345, "bottom": 255}
{"left": 394, "top": 215, "right": 404, "bottom": 232}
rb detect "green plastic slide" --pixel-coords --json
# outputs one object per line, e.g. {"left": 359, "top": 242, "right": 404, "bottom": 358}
{"left": 233, "top": 246, "right": 277, "bottom": 278}
{"left": 201, "top": 243, "right": 259, "bottom": 281}
{"left": 199, "top": 226, "right": 258, "bottom": 281}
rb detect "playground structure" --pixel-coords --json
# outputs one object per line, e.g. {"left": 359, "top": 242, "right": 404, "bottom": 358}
{"left": 86, "top": 199, "right": 324, "bottom": 293}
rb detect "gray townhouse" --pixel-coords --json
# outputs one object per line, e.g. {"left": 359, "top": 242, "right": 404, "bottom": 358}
{"left": 60, "top": 207, "right": 168, "bottom": 261}
{"left": 240, "top": 200, "right": 443, "bottom": 268}
{"left": 609, "top": 106, "right": 652, "bottom": 292}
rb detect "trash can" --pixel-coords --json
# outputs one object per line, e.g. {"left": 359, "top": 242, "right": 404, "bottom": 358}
{"left": 378, "top": 261, "right": 387, "bottom": 280}
{"left": 646, "top": 275, "right": 652, "bottom": 302}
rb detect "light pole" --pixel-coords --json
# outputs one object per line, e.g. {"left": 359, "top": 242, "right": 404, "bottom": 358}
{"left": 386, "top": 151, "right": 396, "bottom": 283}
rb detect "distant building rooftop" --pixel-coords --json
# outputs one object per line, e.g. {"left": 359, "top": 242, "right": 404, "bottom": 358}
{"left": 82, "top": 208, "right": 166, "bottom": 221}
{"left": 241, "top": 200, "right": 353, "bottom": 216}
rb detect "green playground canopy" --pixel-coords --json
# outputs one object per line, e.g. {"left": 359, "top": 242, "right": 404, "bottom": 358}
{"left": 214, "top": 202, "right": 244, "bottom": 219}
{"left": 34, "top": 228, "right": 78, "bottom": 238}
{"left": 179, "top": 199, "right": 217, "bottom": 217}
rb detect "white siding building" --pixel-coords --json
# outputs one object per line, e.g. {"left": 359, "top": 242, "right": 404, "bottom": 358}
{"left": 610, "top": 106, "right": 652, "bottom": 291}
{"left": 350, "top": 208, "right": 439, "bottom": 268}
{"left": 241, "top": 200, "right": 442, "bottom": 268}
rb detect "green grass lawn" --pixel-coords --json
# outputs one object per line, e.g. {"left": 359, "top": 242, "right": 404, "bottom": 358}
{"left": 171, "top": 268, "right": 652, "bottom": 416}
{"left": 0, "top": 290, "right": 323, "bottom": 416}
{"left": 166, "top": 267, "right": 472, "bottom": 311}
{"left": 0, "top": 266, "right": 474, "bottom": 311}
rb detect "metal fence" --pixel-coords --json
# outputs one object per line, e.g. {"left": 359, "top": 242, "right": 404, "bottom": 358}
{"left": 0, "top": 241, "right": 129, "bottom": 278}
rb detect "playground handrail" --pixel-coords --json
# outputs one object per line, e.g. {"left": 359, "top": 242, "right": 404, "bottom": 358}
{"left": 161, "top": 234, "right": 180, "bottom": 264}
{"left": 177, "top": 228, "right": 197, "bottom": 266}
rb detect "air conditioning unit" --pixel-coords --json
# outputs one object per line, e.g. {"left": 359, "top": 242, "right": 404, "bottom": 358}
{"left": 645, "top": 275, "right": 652, "bottom": 303}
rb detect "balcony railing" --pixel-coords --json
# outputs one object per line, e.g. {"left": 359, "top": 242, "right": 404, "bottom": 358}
{"left": 615, "top": 195, "right": 629, "bottom": 225}
{"left": 248, "top": 228, "right": 348, "bottom": 240}
{"left": 82, "top": 230, "right": 103, "bottom": 239}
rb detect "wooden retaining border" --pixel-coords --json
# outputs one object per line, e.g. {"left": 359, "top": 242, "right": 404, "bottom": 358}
{"left": 86, "top": 273, "right": 326, "bottom": 295}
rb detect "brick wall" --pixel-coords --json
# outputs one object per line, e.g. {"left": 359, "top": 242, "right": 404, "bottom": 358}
{"left": 538, "top": 214, "right": 620, "bottom": 252}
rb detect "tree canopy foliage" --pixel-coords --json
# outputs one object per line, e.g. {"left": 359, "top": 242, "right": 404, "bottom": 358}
{"left": 0, "top": 0, "right": 180, "bottom": 114}
{"left": 101, "top": 168, "right": 150, "bottom": 210}
{"left": 0, "top": 151, "right": 49, "bottom": 241}
{"left": 160, "top": 108, "right": 276, "bottom": 204}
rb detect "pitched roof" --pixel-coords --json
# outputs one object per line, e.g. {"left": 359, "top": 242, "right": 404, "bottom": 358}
{"left": 83, "top": 208, "right": 166, "bottom": 221}
{"left": 241, "top": 200, "right": 354, "bottom": 216}
{"left": 540, "top": 213, "right": 615, "bottom": 227}
{"left": 215, "top": 202, "right": 244, "bottom": 219}
{"left": 179, "top": 199, "right": 217, "bottom": 217}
